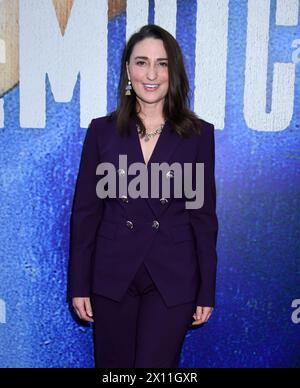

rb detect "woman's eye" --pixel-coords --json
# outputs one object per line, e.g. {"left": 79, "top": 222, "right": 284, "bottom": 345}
{"left": 136, "top": 61, "right": 168, "bottom": 67}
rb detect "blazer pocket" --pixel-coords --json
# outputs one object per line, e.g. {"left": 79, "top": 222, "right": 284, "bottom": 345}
{"left": 170, "top": 223, "right": 194, "bottom": 244}
{"left": 97, "top": 221, "right": 118, "bottom": 240}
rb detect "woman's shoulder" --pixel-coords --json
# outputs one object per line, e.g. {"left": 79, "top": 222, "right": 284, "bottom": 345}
{"left": 188, "top": 117, "right": 215, "bottom": 142}
{"left": 91, "top": 112, "right": 115, "bottom": 126}
{"left": 89, "top": 112, "right": 117, "bottom": 137}
{"left": 196, "top": 117, "right": 214, "bottom": 131}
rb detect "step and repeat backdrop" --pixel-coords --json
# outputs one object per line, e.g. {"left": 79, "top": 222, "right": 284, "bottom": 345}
{"left": 0, "top": 0, "right": 299, "bottom": 368}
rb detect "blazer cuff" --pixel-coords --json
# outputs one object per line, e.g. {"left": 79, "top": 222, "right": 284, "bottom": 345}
{"left": 196, "top": 290, "right": 216, "bottom": 308}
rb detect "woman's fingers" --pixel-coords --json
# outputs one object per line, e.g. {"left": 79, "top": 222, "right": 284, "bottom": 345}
{"left": 84, "top": 298, "right": 94, "bottom": 320}
{"left": 192, "top": 306, "right": 213, "bottom": 325}
{"left": 72, "top": 297, "right": 94, "bottom": 322}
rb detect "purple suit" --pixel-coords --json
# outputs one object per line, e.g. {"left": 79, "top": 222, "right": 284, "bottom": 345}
{"left": 68, "top": 113, "right": 218, "bottom": 308}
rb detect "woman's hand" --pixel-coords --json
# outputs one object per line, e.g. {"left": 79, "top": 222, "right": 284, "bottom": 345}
{"left": 192, "top": 306, "right": 213, "bottom": 326}
{"left": 72, "top": 297, "right": 94, "bottom": 322}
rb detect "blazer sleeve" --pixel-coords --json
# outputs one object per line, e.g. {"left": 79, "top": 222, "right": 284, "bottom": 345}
{"left": 189, "top": 123, "right": 218, "bottom": 307}
{"left": 68, "top": 119, "right": 103, "bottom": 299}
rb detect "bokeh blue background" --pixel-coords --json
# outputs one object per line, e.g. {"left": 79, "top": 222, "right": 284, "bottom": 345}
{"left": 0, "top": 0, "right": 299, "bottom": 367}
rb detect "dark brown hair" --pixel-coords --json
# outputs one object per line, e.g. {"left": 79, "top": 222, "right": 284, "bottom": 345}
{"left": 108, "top": 24, "right": 205, "bottom": 138}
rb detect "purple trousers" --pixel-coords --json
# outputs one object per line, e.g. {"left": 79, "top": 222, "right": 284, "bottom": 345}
{"left": 90, "top": 262, "right": 196, "bottom": 368}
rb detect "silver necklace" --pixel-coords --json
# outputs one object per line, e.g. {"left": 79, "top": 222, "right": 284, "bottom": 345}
{"left": 136, "top": 121, "right": 166, "bottom": 142}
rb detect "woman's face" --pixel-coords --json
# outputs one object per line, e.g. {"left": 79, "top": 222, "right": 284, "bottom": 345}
{"left": 126, "top": 37, "right": 169, "bottom": 108}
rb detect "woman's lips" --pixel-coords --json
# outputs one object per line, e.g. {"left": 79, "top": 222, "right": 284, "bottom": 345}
{"left": 143, "top": 84, "right": 159, "bottom": 92}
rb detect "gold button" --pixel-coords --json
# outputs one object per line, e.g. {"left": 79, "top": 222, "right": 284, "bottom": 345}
{"left": 126, "top": 220, "right": 134, "bottom": 229}
{"left": 166, "top": 170, "right": 174, "bottom": 179}
{"left": 152, "top": 220, "right": 160, "bottom": 230}
{"left": 121, "top": 195, "right": 129, "bottom": 203}
{"left": 118, "top": 168, "right": 125, "bottom": 176}
{"left": 160, "top": 197, "right": 168, "bottom": 205}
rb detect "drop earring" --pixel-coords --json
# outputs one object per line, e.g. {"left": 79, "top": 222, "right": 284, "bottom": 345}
{"left": 125, "top": 80, "right": 132, "bottom": 96}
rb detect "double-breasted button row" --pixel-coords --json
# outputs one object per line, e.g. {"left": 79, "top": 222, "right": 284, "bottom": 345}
{"left": 125, "top": 219, "right": 160, "bottom": 231}
{"left": 119, "top": 168, "right": 173, "bottom": 178}
{"left": 121, "top": 196, "right": 167, "bottom": 205}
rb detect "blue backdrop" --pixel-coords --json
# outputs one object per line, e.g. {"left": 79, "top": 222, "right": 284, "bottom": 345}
{"left": 0, "top": 0, "right": 299, "bottom": 368}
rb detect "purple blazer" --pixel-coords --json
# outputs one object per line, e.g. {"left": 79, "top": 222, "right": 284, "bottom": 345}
{"left": 68, "top": 114, "right": 218, "bottom": 307}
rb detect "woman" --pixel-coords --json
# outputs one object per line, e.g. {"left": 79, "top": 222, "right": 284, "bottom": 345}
{"left": 68, "top": 24, "right": 218, "bottom": 368}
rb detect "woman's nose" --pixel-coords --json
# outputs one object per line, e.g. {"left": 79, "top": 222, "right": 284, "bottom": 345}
{"left": 146, "top": 65, "right": 158, "bottom": 79}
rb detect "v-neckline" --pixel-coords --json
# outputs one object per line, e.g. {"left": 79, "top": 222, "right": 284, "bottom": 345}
{"left": 134, "top": 119, "right": 168, "bottom": 168}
